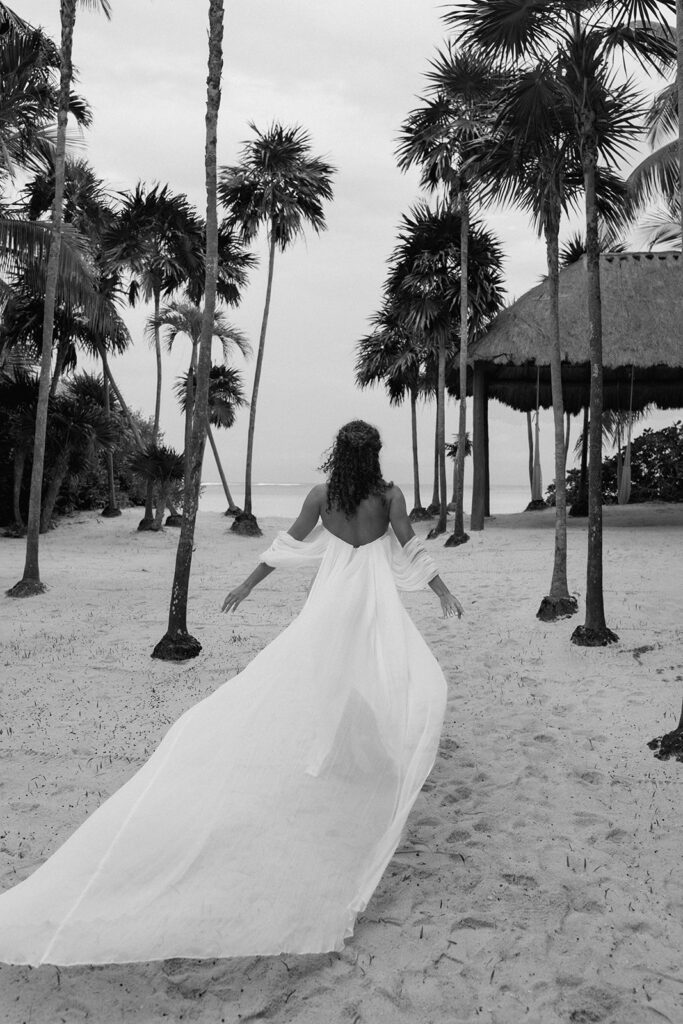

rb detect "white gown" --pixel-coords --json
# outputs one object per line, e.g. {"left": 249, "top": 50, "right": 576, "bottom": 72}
{"left": 0, "top": 526, "right": 447, "bottom": 966}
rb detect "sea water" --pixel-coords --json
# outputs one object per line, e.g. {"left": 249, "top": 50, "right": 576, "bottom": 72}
{"left": 199, "top": 482, "right": 535, "bottom": 520}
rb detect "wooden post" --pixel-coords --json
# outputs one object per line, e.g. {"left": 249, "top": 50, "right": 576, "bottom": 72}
{"left": 471, "top": 361, "right": 486, "bottom": 531}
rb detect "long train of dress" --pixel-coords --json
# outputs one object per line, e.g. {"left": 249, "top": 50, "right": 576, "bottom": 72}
{"left": 0, "top": 526, "right": 447, "bottom": 965}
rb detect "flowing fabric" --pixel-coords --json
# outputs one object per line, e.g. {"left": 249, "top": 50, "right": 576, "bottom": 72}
{"left": 0, "top": 527, "right": 446, "bottom": 966}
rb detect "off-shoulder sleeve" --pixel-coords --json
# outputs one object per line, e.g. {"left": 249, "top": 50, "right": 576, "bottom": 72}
{"left": 260, "top": 524, "right": 330, "bottom": 568}
{"left": 389, "top": 532, "right": 439, "bottom": 592}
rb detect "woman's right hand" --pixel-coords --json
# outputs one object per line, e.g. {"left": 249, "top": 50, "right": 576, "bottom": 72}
{"left": 440, "top": 592, "right": 464, "bottom": 619}
{"left": 221, "top": 582, "right": 252, "bottom": 614}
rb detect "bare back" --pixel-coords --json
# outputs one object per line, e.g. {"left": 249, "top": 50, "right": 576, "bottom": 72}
{"left": 287, "top": 483, "right": 415, "bottom": 549}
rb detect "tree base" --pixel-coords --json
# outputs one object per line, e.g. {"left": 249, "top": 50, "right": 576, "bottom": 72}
{"left": 647, "top": 728, "right": 683, "bottom": 763}
{"left": 223, "top": 506, "right": 243, "bottom": 517}
{"left": 3, "top": 523, "right": 26, "bottom": 538}
{"left": 444, "top": 531, "right": 469, "bottom": 547}
{"left": 537, "top": 595, "right": 579, "bottom": 622}
{"left": 570, "top": 624, "right": 619, "bottom": 646}
{"left": 165, "top": 514, "right": 183, "bottom": 528}
{"left": 409, "top": 506, "right": 432, "bottom": 522}
{"left": 426, "top": 503, "right": 441, "bottom": 516}
{"left": 569, "top": 498, "right": 588, "bottom": 518}
{"left": 426, "top": 523, "right": 447, "bottom": 540}
{"left": 152, "top": 631, "right": 202, "bottom": 661}
{"left": 525, "top": 499, "right": 548, "bottom": 512}
{"left": 230, "top": 512, "right": 263, "bottom": 537}
{"left": 101, "top": 505, "right": 122, "bottom": 518}
{"left": 7, "top": 578, "right": 47, "bottom": 598}
{"left": 137, "top": 517, "right": 159, "bottom": 532}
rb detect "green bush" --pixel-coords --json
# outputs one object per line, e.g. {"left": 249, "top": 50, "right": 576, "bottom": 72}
{"left": 547, "top": 421, "right": 683, "bottom": 505}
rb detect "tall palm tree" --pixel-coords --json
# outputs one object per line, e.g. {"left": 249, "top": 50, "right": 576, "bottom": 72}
{"left": 150, "top": 297, "right": 250, "bottom": 513}
{"left": 152, "top": 0, "right": 225, "bottom": 661}
{"left": 219, "top": 122, "right": 336, "bottom": 536}
{"left": 6, "top": 0, "right": 112, "bottom": 598}
{"left": 385, "top": 202, "right": 505, "bottom": 538}
{"left": 448, "top": 0, "right": 675, "bottom": 645}
{"left": 103, "top": 181, "right": 203, "bottom": 529}
{"left": 397, "top": 44, "right": 508, "bottom": 545}
{"left": 354, "top": 307, "right": 431, "bottom": 519}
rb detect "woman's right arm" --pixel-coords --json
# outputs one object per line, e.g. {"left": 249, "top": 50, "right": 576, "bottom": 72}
{"left": 388, "top": 486, "right": 464, "bottom": 619}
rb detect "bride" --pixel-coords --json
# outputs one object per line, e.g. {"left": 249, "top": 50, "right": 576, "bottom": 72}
{"left": 0, "top": 420, "right": 462, "bottom": 966}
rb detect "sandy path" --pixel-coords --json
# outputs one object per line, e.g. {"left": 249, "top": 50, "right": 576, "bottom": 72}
{"left": 1, "top": 506, "right": 681, "bottom": 1024}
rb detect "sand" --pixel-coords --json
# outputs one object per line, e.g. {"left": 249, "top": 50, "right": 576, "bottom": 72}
{"left": 1, "top": 505, "right": 682, "bottom": 1024}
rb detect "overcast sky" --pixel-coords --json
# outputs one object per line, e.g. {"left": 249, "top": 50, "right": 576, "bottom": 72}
{"left": 24, "top": 0, "right": 678, "bottom": 497}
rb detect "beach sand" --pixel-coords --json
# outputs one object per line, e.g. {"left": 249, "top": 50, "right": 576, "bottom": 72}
{"left": 1, "top": 505, "right": 681, "bottom": 1024}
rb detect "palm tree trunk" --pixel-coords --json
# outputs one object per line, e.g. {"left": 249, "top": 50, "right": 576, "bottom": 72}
{"left": 153, "top": 0, "right": 224, "bottom": 660}
{"left": 678, "top": 0, "right": 683, "bottom": 245}
{"left": 207, "top": 423, "right": 239, "bottom": 511}
{"left": 8, "top": 0, "right": 74, "bottom": 597}
{"left": 448, "top": 193, "right": 469, "bottom": 546}
{"left": 236, "top": 230, "right": 276, "bottom": 533}
{"left": 572, "top": 145, "right": 617, "bottom": 645}
{"left": 141, "top": 288, "right": 162, "bottom": 527}
{"left": 95, "top": 342, "right": 144, "bottom": 451}
{"left": 12, "top": 450, "right": 26, "bottom": 529}
{"left": 409, "top": 385, "right": 423, "bottom": 512}
{"left": 102, "top": 373, "right": 120, "bottom": 516}
{"left": 40, "top": 455, "right": 68, "bottom": 533}
{"left": 538, "top": 217, "right": 576, "bottom": 620}
{"left": 49, "top": 337, "right": 68, "bottom": 398}
{"left": 429, "top": 411, "right": 440, "bottom": 511}
{"left": 428, "top": 332, "right": 448, "bottom": 537}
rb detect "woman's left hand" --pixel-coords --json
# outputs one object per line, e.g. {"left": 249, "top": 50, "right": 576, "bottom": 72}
{"left": 221, "top": 582, "right": 252, "bottom": 613}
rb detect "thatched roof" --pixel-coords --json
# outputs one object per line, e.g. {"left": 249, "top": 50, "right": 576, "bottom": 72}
{"left": 470, "top": 252, "right": 683, "bottom": 414}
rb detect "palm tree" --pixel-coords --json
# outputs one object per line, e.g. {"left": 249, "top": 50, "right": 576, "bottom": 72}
{"left": 130, "top": 443, "right": 184, "bottom": 532}
{"left": 448, "top": 0, "right": 675, "bottom": 645}
{"left": 0, "top": 4, "right": 91, "bottom": 189}
{"left": 174, "top": 363, "right": 248, "bottom": 514}
{"left": 219, "top": 122, "right": 336, "bottom": 536}
{"left": 397, "top": 44, "right": 508, "bottom": 546}
{"left": 385, "top": 202, "right": 505, "bottom": 538}
{"left": 354, "top": 307, "right": 431, "bottom": 520}
{"left": 6, "top": 0, "right": 112, "bottom": 598}
{"left": 103, "top": 182, "right": 203, "bottom": 529}
{"left": 152, "top": 0, "right": 225, "bottom": 661}
{"left": 150, "top": 298, "right": 250, "bottom": 514}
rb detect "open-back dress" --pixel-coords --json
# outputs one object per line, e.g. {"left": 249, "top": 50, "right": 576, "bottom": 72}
{"left": 0, "top": 525, "right": 447, "bottom": 966}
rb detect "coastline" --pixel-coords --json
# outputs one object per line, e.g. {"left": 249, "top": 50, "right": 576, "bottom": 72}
{"left": 1, "top": 505, "right": 682, "bottom": 1023}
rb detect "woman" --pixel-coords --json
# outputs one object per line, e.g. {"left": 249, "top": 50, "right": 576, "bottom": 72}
{"left": 0, "top": 421, "right": 462, "bottom": 966}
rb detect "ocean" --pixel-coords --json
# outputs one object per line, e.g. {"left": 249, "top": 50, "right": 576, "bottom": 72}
{"left": 199, "top": 482, "right": 535, "bottom": 520}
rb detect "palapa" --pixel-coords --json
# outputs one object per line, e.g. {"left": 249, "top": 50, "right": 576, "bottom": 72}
{"left": 467, "top": 253, "right": 683, "bottom": 526}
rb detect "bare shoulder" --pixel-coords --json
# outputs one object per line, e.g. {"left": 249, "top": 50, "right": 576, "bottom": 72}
{"left": 307, "top": 483, "right": 327, "bottom": 509}
{"left": 385, "top": 483, "right": 407, "bottom": 511}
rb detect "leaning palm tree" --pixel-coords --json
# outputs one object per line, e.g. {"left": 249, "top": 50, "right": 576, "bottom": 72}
{"left": 152, "top": 0, "right": 226, "bottom": 661}
{"left": 219, "top": 122, "right": 336, "bottom": 536}
{"left": 150, "top": 297, "right": 250, "bottom": 514}
{"left": 174, "top": 363, "right": 248, "bottom": 514}
{"left": 448, "top": 0, "right": 675, "bottom": 645}
{"left": 6, "top": 0, "right": 113, "bottom": 598}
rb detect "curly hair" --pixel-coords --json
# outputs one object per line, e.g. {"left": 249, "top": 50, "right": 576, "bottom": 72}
{"left": 320, "top": 420, "right": 391, "bottom": 518}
